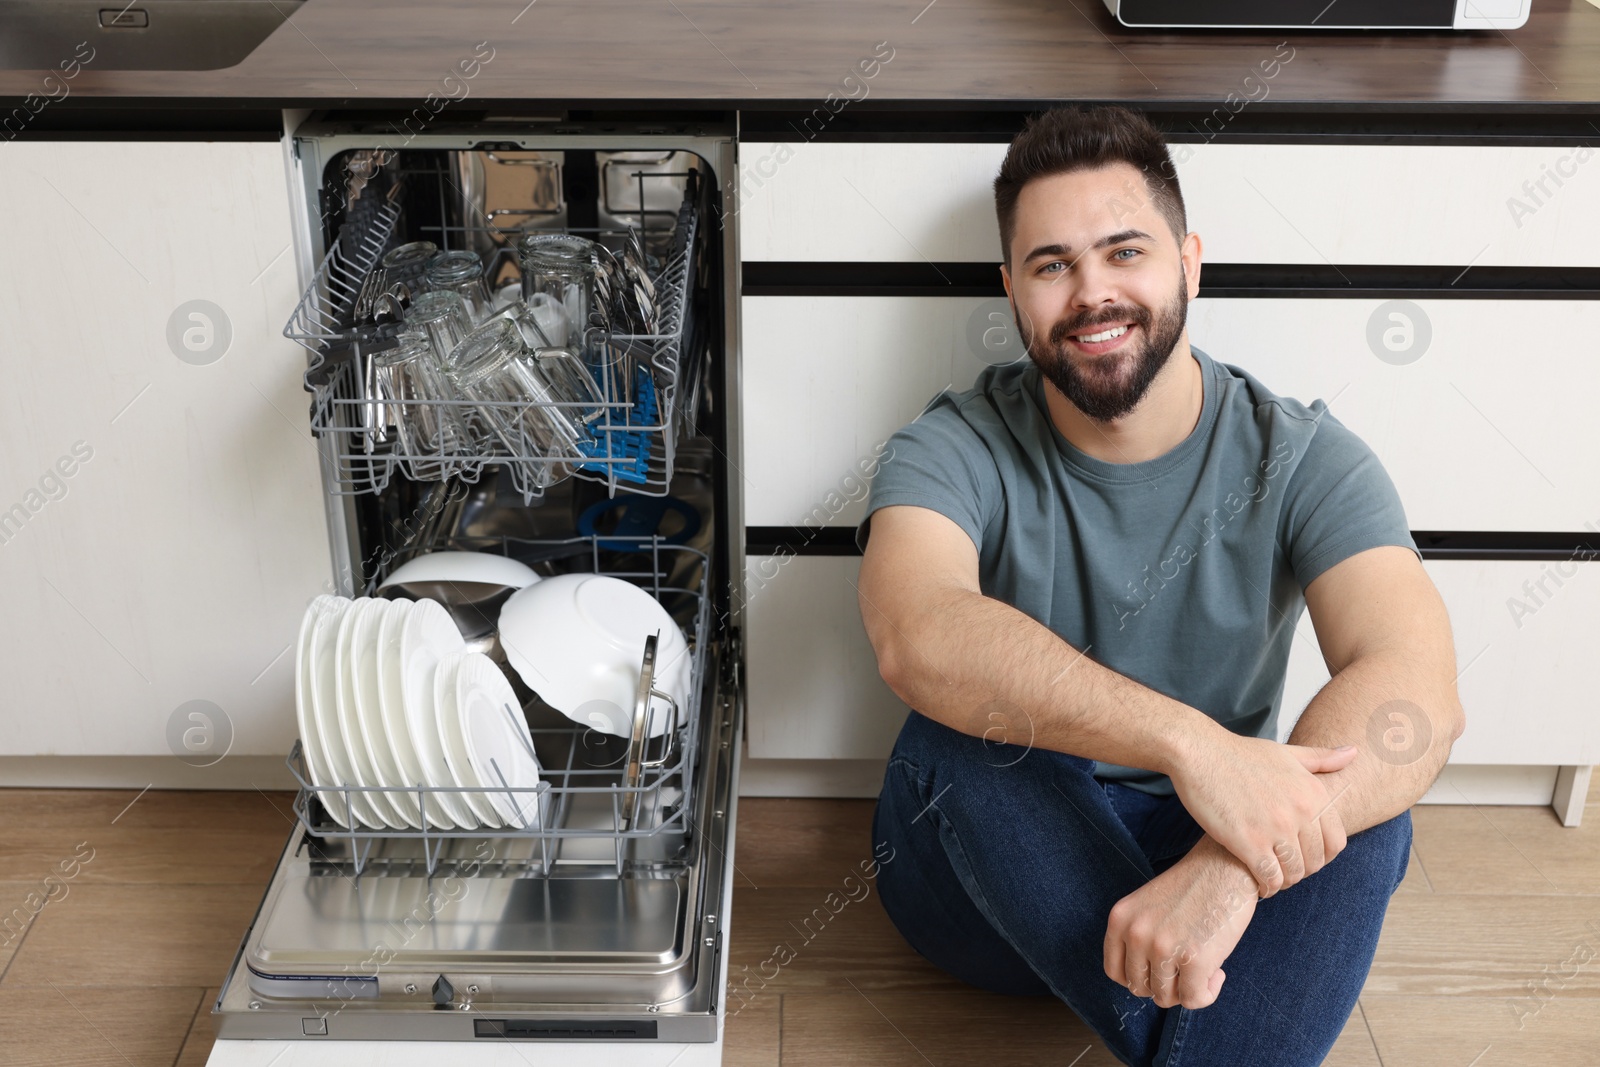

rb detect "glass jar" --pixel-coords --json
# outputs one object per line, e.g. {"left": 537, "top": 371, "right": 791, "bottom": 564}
{"left": 422, "top": 250, "right": 493, "bottom": 324}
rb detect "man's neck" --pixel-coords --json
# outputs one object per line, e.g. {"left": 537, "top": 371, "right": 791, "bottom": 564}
{"left": 1042, "top": 340, "right": 1204, "bottom": 465}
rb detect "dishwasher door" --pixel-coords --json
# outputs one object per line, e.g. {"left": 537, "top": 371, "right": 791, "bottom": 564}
{"left": 212, "top": 115, "right": 749, "bottom": 1044}
{"left": 214, "top": 645, "right": 743, "bottom": 1042}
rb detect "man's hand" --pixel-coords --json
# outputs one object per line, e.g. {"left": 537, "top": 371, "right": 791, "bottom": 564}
{"left": 1104, "top": 835, "right": 1259, "bottom": 1010}
{"left": 1168, "top": 731, "right": 1355, "bottom": 898}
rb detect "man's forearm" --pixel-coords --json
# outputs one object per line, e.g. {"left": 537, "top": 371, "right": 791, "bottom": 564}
{"left": 870, "top": 584, "right": 1227, "bottom": 774}
{"left": 1283, "top": 649, "right": 1464, "bottom": 836}
{"left": 1179, "top": 647, "right": 1463, "bottom": 896}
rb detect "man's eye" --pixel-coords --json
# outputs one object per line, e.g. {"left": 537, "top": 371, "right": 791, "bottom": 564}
{"left": 1114, "top": 248, "right": 1141, "bottom": 261}
{"left": 1039, "top": 261, "right": 1066, "bottom": 274}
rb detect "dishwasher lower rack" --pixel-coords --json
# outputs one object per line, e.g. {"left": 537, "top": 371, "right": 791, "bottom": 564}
{"left": 292, "top": 533, "right": 714, "bottom": 878}
{"left": 291, "top": 189, "right": 701, "bottom": 504}
{"left": 287, "top": 717, "right": 691, "bottom": 880}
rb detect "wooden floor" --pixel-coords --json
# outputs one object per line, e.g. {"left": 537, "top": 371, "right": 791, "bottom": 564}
{"left": 0, "top": 787, "right": 1597, "bottom": 1066}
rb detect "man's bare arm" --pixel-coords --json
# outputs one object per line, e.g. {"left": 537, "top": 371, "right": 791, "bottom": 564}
{"left": 857, "top": 505, "right": 1220, "bottom": 774}
{"left": 1177, "top": 545, "right": 1466, "bottom": 889}
{"left": 1285, "top": 545, "right": 1465, "bottom": 829}
{"left": 858, "top": 504, "right": 1358, "bottom": 895}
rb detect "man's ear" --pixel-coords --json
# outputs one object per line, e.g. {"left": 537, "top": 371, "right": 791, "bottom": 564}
{"left": 999, "top": 262, "right": 1012, "bottom": 301}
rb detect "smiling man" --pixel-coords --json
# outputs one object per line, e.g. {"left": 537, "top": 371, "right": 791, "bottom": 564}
{"left": 855, "top": 105, "right": 1465, "bottom": 1066}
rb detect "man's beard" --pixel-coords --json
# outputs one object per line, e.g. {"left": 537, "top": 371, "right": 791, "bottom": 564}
{"left": 1017, "top": 269, "right": 1189, "bottom": 423}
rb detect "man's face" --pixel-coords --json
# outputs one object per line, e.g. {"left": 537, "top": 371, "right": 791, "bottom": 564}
{"left": 1000, "top": 163, "right": 1201, "bottom": 423}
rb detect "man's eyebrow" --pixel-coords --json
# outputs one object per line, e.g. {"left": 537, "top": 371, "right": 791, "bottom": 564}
{"left": 1022, "top": 229, "right": 1155, "bottom": 263}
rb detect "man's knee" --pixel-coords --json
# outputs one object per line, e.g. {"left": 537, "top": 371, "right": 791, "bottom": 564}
{"left": 1344, "top": 809, "right": 1413, "bottom": 895}
{"left": 896, "top": 709, "right": 1096, "bottom": 781}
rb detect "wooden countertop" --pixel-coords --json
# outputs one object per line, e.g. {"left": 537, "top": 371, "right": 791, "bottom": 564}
{"left": 1, "top": 0, "right": 1598, "bottom": 111}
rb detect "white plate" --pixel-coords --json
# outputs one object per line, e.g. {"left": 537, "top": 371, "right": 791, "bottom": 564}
{"left": 352, "top": 598, "right": 419, "bottom": 828}
{"left": 295, "top": 595, "right": 350, "bottom": 828}
{"left": 310, "top": 599, "right": 388, "bottom": 829}
{"left": 434, "top": 650, "right": 504, "bottom": 828}
{"left": 334, "top": 598, "right": 406, "bottom": 828}
{"left": 375, "top": 599, "right": 444, "bottom": 829}
{"left": 399, "top": 598, "right": 473, "bottom": 829}
{"left": 455, "top": 653, "right": 545, "bottom": 830}
{"left": 499, "top": 573, "right": 690, "bottom": 738}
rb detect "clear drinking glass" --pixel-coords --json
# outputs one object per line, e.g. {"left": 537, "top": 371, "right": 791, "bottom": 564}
{"left": 516, "top": 233, "right": 597, "bottom": 350}
{"left": 372, "top": 337, "right": 477, "bottom": 482}
{"left": 444, "top": 318, "right": 589, "bottom": 491}
{"left": 422, "top": 250, "right": 493, "bottom": 324}
{"left": 380, "top": 240, "right": 439, "bottom": 290}
{"left": 400, "top": 289, "right": 473, "bottom": 369}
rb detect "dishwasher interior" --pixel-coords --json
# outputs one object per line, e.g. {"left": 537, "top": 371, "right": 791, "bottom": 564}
{"left": 214, "top": 119, "right": 744, "bottom": 1044}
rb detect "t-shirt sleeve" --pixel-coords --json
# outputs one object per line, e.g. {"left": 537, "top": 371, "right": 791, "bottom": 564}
{"left": 1280, "top": 406, "right": 1422, "bottom": 590}
{"left": 854, "top": 399, "right": 1003, "bottom": 556}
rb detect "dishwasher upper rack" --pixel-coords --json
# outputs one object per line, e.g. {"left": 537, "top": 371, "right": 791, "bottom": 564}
{"left": 289, "top": 191, "right": 700, "bottom": 502}
{"left": 282, "top": 197, "right": 404, "bottom": 362}
{"left": 288, "top": 532, "right": 714, "bottom": 878}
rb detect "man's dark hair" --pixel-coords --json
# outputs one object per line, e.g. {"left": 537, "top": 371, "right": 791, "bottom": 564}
{"left": 994, "top": 105, "right": 1187, "bottom": 266}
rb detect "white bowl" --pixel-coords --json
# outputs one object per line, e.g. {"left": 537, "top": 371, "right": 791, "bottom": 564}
{"left": 498, "top": 573, "right": 690, "bottom": 738}
{"left": 379, "top": 551, "right": 541, "bottom": 592}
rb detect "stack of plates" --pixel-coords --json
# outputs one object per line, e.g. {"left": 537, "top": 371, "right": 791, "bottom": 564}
{"left": 293, "top": 595, "right": 545, "bottom": 831}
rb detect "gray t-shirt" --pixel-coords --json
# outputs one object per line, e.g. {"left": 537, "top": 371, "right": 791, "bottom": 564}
{"left": 855, "top": 345, "right": 1420, "bottom": 796}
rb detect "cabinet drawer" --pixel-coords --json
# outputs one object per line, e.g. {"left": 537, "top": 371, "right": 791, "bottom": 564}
{"left": 743, "top": 294, "right": 1600, "bottom": 533}
{"left": 743, "top": 554, "right": 905, "bottom": 760}
{"left": 745, "top": 555, "right": 1600, "bottom": 768}
{"left": 1188, "top": 297, "right": 1600, "bottom": 532}
{"left": 1280, "top": 558, "right": 1600, "bottom": 768}
{"left": 739, "top": 141, "right": 1600, "bottom": 267}
{"left": 741, "top": 295, "right": 991, "bottom": 526}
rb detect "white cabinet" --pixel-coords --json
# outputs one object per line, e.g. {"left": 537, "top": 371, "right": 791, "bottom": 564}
{"left": 745, "top": 553, "right": 1600, "bottom": 777}
{"left": 743, "top": 294, "right": 1600, "bottom": 533}
{"left": 1189, "top": 297, "right": 1600, "bottom": 532}
{"left": 0, "top": 140, "right": 330, "bottom": 762}
{"left": 735, "top": 137, "right": 1595, "bottom": 811}
{"left": 1279, "top": 558, "right": 1599, "bottom": 813}
{"left": 739, "top": 141, "right": 1600, "bottom": 267}
{"left": 740, "top": 295, "right": 993, "bottom": 526}
{"left": 743, "top": 553, "right": 905, "bottom": 760}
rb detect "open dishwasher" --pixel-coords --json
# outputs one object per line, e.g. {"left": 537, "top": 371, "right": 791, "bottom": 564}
{"left": 213, "top": 115, "right": 746, "bottom": 1046}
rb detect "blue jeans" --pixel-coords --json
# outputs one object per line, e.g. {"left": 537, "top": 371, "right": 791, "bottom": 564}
{"left": 871, "top": 710, "right": 1412, "bottom": 1067}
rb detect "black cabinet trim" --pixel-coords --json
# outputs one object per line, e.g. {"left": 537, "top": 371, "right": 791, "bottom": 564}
{"left": 737, "top": 109, "right": 1600, "bottom": 146}
{"left": 741, "top": 262, "right": 1600, "bottom": 299}
{"left": 747, "top": 526, "right": 1600, "bottom": 561}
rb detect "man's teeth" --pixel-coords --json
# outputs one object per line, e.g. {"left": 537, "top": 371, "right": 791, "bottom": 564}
{"left": 1073, "top": 324, "right": 1131, "bottom": 343}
